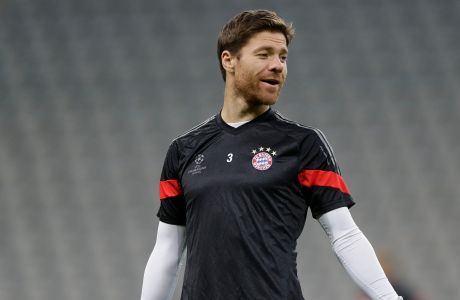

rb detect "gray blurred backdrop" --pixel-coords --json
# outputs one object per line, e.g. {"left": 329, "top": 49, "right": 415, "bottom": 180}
{"left": 1, "top": 0, "right": 459, "bottom": 299}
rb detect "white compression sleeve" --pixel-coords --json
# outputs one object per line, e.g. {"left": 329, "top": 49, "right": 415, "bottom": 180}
{"left": 318, "top": 207, "right": 400, "bottom": 300}
{"left": 140, "top": 221, "right": 186, "bottom": 300}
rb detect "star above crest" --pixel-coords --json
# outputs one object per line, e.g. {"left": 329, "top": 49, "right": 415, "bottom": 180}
{"left": 251, "top": 146, "right": 277, "bottom": 156}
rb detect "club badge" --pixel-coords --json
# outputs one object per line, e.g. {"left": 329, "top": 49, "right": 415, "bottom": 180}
{"left": 251, "top": 146, "right": 277, "bottom": 171}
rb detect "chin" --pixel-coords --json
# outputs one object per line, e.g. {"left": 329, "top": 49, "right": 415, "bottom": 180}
{"left": 263, "top": 98, "right": 279, "bottom": 106}
{"left": 254, "top": 90, "right": 281, "bottom": 104}
{"left": 248, "top": 97, "right": 278, "bottom": 106}
{"left": 258, "top": 93, "right": 280, "bottom": 105}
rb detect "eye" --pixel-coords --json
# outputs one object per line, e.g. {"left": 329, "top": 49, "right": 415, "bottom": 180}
{"left": 257, "top": 52, "right": 268, "bottom": 58}
{"left": 280, "top": 55, "right": 288, "bottom": 63}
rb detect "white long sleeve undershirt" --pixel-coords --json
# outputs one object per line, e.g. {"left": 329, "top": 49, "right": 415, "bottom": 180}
{"left": 140, "top": 222, "right": 185, "bottom": 300}
{"left": 141, "top": 208, "right": 401, "bottom": 300}
{"left": 318, "top": 207, "right": 400, "bottom": 300}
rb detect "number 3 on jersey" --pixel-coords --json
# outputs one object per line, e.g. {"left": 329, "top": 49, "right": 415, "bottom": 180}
{"left": 227, "top": 153, "right": 233, "bottom": 163}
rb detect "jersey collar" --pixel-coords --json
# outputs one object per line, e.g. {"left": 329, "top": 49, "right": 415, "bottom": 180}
{"left": 216, "top": 107, "right": 276, "bottom": 134}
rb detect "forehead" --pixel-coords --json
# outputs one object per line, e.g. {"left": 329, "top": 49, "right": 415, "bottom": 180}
{"left": 243, "top": 31, "right": 288, "bottom": 52}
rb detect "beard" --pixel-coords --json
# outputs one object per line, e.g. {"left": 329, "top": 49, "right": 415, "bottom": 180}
{"left": 233, "top": 70, "right": 285, "bottom": 106}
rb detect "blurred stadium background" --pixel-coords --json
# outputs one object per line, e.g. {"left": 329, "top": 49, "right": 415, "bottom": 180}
{"left": 1, "top": 0, "right": 459, "bottom": 299}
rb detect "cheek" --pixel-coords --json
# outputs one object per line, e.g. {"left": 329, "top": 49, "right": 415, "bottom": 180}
{"left": 237, "top": 59, "right": 262, "bottom": 76}
{"left": 282, "top": 64, "right": 288, "bottom": 76}
{"left": 236, "top": 67, "right": 257, "bottom": 86}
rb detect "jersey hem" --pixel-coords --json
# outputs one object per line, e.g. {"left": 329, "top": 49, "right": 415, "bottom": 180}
{"left": 312, "top": 199, "right": 355, "bottom": 219}
{"left": 157, "top": 211, "right": 186, "bottom": 226}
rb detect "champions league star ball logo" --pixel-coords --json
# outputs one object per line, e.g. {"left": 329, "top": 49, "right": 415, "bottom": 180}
{"left": 195, "top": 154, "right": 205, "bottom": 165}
{"left": 188, "top": 154, "right": 207, "bottom": 175}
{"left": 251, "top": 146, "right": 277, "bottom": 171}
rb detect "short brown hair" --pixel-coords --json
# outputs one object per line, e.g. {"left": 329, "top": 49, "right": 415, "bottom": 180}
{"left": 217, "top": 10, "right": 295, "bottom": 81}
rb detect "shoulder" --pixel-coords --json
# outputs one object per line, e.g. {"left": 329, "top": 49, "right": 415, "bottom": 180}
{"left": 167, "top": 114, "right": 219, "bottom": 154}
{"left": 271, "top": 110, "right": 329, "bottom": 143}
{"left": 271, "top": 110, "right": 339, "bottom": 163}
{"left": 172, "top": 114, "right": 218, "bottom": 143}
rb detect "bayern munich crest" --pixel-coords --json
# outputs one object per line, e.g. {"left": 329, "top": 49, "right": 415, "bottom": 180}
{"left": 251, "top": 146, "right": 277, "bottom": 171}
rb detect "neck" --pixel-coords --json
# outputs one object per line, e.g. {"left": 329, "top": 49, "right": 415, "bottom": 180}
{"left": 221, "top": 81, "right": 270, "bottom": 123}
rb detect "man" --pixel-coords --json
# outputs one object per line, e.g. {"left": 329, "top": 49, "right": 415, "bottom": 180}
{"left": 141, "top": 10, "right": 403, "bottom": 300}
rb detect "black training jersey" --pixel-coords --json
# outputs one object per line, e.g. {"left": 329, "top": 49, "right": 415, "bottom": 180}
{"left": 157, "top": 108, "right": 355, "bottom": 300}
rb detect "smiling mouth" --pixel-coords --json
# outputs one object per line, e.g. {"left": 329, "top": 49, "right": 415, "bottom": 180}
{"left": 261, "top": 79, "right": 280, "bottom": 86}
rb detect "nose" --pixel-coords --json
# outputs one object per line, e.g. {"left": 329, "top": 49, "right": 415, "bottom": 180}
{"left": 268, "top": 56, "right": 284, "bottom": 73}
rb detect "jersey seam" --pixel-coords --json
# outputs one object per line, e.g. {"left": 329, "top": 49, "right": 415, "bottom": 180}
{"left": 171, "top": 115, "right": 216, "bottom": 142}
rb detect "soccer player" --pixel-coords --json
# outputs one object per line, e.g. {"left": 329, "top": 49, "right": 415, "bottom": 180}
{"left": 141, "top": 9, "right": 403, "bottom": 300}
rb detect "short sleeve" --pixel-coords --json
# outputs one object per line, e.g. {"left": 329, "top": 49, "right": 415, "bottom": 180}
{"left": 297, "top": 130, "right": 355, "bottom": 219}
{"left": 156, "top": 141, "right": 186, "bottom": 226}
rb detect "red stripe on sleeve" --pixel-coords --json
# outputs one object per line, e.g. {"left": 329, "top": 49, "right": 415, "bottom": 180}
{"left": 298, "top": 170, "right": 350, "bottom": 195}
{"left": 159, "top": 179, "right": 183, "bottom": 200}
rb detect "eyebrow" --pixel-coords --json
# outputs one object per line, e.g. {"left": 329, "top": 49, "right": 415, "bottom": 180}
{"left": 253, "top": 45, "right": 288, "bottom": 54}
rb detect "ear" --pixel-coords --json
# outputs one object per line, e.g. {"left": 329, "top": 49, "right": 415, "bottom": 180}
{"left": 221, "top": 50, "right": 236, "bottom": 74}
